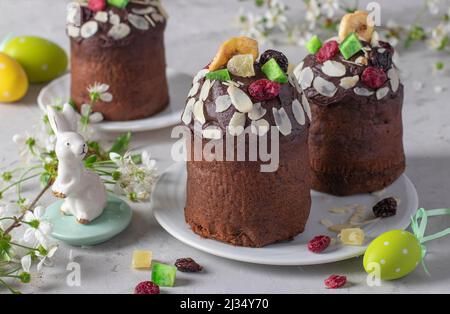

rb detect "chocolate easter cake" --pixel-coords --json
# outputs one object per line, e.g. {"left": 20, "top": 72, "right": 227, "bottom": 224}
{"left": 66, "top": 0, "right": 169, "bottom": 121}
{"left": 182, "top": 37, "right": 312, "bottom": 247}
{"left": 296, "top": 11, "right": 405, "bottom": 196}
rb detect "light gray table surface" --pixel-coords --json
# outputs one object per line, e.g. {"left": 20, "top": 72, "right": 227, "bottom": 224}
{"left": 1, "top": 0, "right": 450, "bottom": 294}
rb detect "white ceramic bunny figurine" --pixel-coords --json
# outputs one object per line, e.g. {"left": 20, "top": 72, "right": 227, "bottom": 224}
{"left": 47, "top": 103, "right": 107, "bottom": 224}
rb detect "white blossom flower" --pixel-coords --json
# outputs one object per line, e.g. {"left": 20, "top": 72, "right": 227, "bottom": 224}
{"left": 305, "top": 0, "right": 321, "bottom": 30}
{"left": 21, "top": 254, "right": 31, "bottom": 273}
{"left": 427, "top": 23, "right": 450, "bottom": 50}
{"left": 87, "top": 83, "right": 113, "bottom": 103}
{"left": 81, "top": 103, "right": 104, "bottom": 123}
{"left": 321, "top": 0, "right": 340, "bottom": 18}
{"left": 426, "top": 0, "right": 441, "bottom": 15}
{"left": 36, "top": 245, "right": 58, "bottom": 271}
{"left": 23, "top": 206, "right": 52, "bottom": 247}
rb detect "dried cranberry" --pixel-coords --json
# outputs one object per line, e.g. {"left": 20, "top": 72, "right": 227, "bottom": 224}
{"left": 175, "top": 258, "right": 203, "bottom": 273}
{"left": 373, "top": 197, "right": 397, "bottom": 218}
{"left": 307, "top": 235, "right": 331, "bottom": 253}
{"left": 361, "top": 66, "right": 387, "bottom": 89}
{"left": 134, "top": 281, "right": 160, "bottom": 294}
{"left": 248, "top": 79, "right": 281, "bottom": 101}
{"left": 259, "top": 50, "right": 289, "bottom": 72}
{"left": 324, "top": 275, "right": 347, "bottom": 289}
{"left": 88, "top": 0, "right": 106, "bottom": 12}
{"left": 316, "top": 40, "right": 339, "bottom": 63}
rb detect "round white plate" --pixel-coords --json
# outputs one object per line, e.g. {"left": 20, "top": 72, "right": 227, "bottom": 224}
{"left": 152, "top": 162, "right": 419, "bottom": 266}
{"left": 37, "top": 69, "right": 192, "bottom": 133}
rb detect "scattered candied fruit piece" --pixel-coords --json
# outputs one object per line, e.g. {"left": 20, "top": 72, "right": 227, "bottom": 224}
{"left": 209, "top": 37, "right": 259, "bottom": 71}
{"left": 175, "top": 258, "right": 203, "bottom": 273}
{"left": 307, "top": 235, "right": 331, "bottom": 253}
{"left": 88, "top": 0, "right": 106, "bottom": 12}
{"left": 339, "top": 33, "right": 363, "bottom": 60}
{"left": 151, "top": 263, "right": 177, "bottom": 287}
{"left": 107, "top": 0, "right": 129, "bottom": 9}
{"left": 132, "top": 250, "right": 152, "bottom": 269}
{"left": 306, "top": 35, "right": 323, "bottom": 54}
{"left": 227, "top": 54, "right": 255, "bottom": 77}
{"left": 259, "top": 50, "right": 289, "bottom": 73}
{"left": 373, "top": 197, "right": 397, "bottom": 218}
{"left": 339, "top": 228, "right": 365, "bottom": 246}
{"left": 134, "top": 281, "right": 160, "bottom": 294}
{"left": 324, "top": 275, "right": 347, "bottom": 289}
{"left": 206, "top": 69, "right": 231, "bottom": 81}
{"left": 261, "top": 58, "right": 288, "bottom": 83}
{"left": 316, "top": 40, "right": 339, "bottom": 63}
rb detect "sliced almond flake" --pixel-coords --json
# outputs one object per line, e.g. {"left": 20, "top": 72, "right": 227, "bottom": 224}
{"left": 248, "top": 102, "right": 266, "bottom": 120}
{"left": 151, "top": 12, "right": 165, "bottom": 23}
{"left": 228, "top": 112, "right": 246, "bottom": 136}
{"left": 132, "top": 6, "right": 156, "bottom": 15}
{"left": 388, "top": 68, "right": 400, "bottom": 92}
{"left": 292, "top": 99, "right": 305, "bottom": 126}
{"left": 200, "top": 79, "right": 212, "bottom": 101}
{"left": 236, "top": 81, "right": 245, "bottom": 86}
{"left": 107, "top": 23, "right": 131, "bottom": 40}
{"left": 378, "top": 48, "right": 386, "bottom": 54}
{"left": 321, "top": 61, "right": 346, "bottom": 77}
{"left": 371, "top": 188, "right": 386, "bottom": 198}
{"left": 222, "top": 80, "right": 240, "bottom": 88}
{"left": 128, "top": 13, "right": 150, "bottom": 30}
{"left": 350, "top": 218, "right": 381, "bottom": 227}
{"left": 395, "top": 197, "right": 401, "bottom": 205}
{"left": 354, "top": 87, "right": 374, "bottom": 96}
{"left": 371, "top": 31, "right": 380, "bottom": 47}
{"left": 67, "top": 2, "right": 81, "bottom": 26}
{"left": 341, "top": 59, "right": 363, "bottom": 67}
{"left": 298, "top": 67, "right": 314, "bottom": 90}
{"left": 94, "top": 12, "right": 108, "bottom": 23}
{"left": 151, "top": 0, "right": 169, "bottom": 18}
{"left": 272, "top": 107, "right": 292, "bottom": 136}
{"left": 293, "top": 62, "right": 304, "bottom": 80}
{"left": 109, "top": 12, "right": 121, "bottom": 25}
{"left": 320, "top": 219, "right": 334, "bottom": 228}
{"left": 203, "top": 126, "right": 222, "bottom": 140}
{"left": 340, "top": 76, "right": 359, "bottom": 89}
{"left": 288, "top": 74, "right": 302, "bottom": 95}
{"left": 193, "top": 100, "right": 205, "bottom": 125}
{"left": 193, "top": 69, "right": 209, "bottom": 84}
{"left": 228, "top": 85, "right": 253, "bottom": 113}
{"left": 144, "top": 14, "right": 156, "bottom": 27}
{"left": 355, "top": 56, "right": 368, "bottom": 66}
{"left": 251, "top": 119, "right": 270, "bottom": 136}
{"left": 67, "top": 25, "right": 80, "bottom": 38}
{"left": 80, "top": 21, "right": 98, "bottom": 39}
{"left": 349, "top": 206, "right": 367, "bottom": 225}
{"left": 376, "top": 87, "right": 389, "bottom": 100}
{"left": 182, "top": 98, "right": 195, "bottom": 125}
{"left": 301, "top": 94, "right": 312, "bottom": 120}
{"left": 215, "top": 95, "right": 232, "bottom": 113}
{"left": 313, "top": 76, "right": 337, "bottom": 97}
{"left": 188, "top": 82, "right": 200, "bottom": 97}
{"left": 328, "top": 224, "right": 354, "bottom": 233}
{"left": 329, "top": 207, "right": 352, "bottom": 214}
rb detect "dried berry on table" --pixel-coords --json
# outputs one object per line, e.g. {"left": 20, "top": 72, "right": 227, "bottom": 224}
{"left": 373, "top": 197, "right": 397, "bottom": 218}
{"left": 248, "top": 79, "right": 281, "bottom": 101}
{"left": 361, "top": 66, "right": 387, "bottom": 89}
{"left": 259, "top": 49, "right": 289, "bottom": 72}
{"left": 324, "top": 275, "right": 347, "bottom": 289}
{"left": 307, "top": 235, "right": 331, "bottom": 253}
{"left": 175, "top": 258, "right": 203, "bottom": 273}
{"left": 134, "top": 281, "right": 160, "bottom": 294}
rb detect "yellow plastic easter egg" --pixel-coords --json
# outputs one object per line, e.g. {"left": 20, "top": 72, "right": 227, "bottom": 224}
{"left": 3, "top": 36, "right": 68, "bottom": 83}
{"left": 0, "top": 52, "right": 28, "bottom": 103}
{"left": 363, "top": 230, "right": 422, "bottom": 281}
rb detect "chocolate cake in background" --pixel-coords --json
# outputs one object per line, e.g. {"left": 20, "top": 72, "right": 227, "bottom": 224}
{"left": 66, "top": 0, "right": 169, "bottom": 121}
{"left": 295, "top": 11, "right": 405, "bottom": 196}
{"left": 182, "top": 37, "right": 312, "bottom": 247}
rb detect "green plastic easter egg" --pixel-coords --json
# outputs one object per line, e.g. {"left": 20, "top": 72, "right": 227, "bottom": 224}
{"left": 3, "top": 36, "right": 68, "bottom": 83}
{"left": 363, "top": 230, "right": 421, "bottom": 281}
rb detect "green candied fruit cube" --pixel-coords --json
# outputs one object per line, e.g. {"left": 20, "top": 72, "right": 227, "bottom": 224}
{"left": 306, "top": 35, "right": 322, "bottom": 54}
{"left": 107, "top": 0, "right": 129, "bottom": 9}
{"left": 261, "top": 58, "right": 288, "bottom": 83}
{"left": 205, "top": 69, "right": 231, "bottom": 81}
{"left": 151, "top": 263, "right": 177, "bottom": 287}
{"left": 339, "top": 33, "right": 363, "bottom": 60}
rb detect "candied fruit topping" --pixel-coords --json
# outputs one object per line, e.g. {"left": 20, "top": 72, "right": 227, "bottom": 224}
{"left": 261, "top": 59, "right": 288, "bottom": 83}
{"left": 175, "top": 258, "right": 203, "bottom": 273}
{"left": 206, "top": 69, "right": 231, "bottom": 81}
{"left": 88, "top": 0, "right": 106, "bottom": 12}
{"left": 307, "top": 235, "right": 331, "bottom": 253}
{"left": 316, "top": 40, "right": 339, "bottom": 63}
{"left": 132, "top": 250, "right": 152, "bottom": 269}
{"left": 248, "top": 79, "right": 281, "bottom": 101}
{"left": 373, "top": 197, "right": 397, "bottom": 218}
{"left": 151, "top": 263, "right": 177, "bottom": 287}
{"left": 259, "top": 49, "right": 289, "bottom": 73}
{"left": 339, "top": 33, "right": 363, "bottom": 60}
{"left": 134, "top": 281, "right": 160, "bottom": 294}
{"left": 227, "top": 54, "right": 255, "bottom": 77}
{"left": 107, "top": 0, "right": 129, "bottom": 9}
{"left": 209, "top": 37, "right": 259, "bottom": 71}
{"left": 306, "top": 35, "right": 323, "bottom": 54}
{"left": 361, "top": 66, "right": 387, "bottom": 89}
{"left": 324, "top": 275, "right": 347, "bottom": 289}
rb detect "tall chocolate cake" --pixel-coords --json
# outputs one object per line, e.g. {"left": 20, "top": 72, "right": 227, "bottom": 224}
{"left": 296, "top": 11, "right": 405, "bottom": 196}
{"left": 182, "top": 37, "right": 312, "bottom": 247}
{"left": 66, "top": 0, "right": 169, "bottom": 121}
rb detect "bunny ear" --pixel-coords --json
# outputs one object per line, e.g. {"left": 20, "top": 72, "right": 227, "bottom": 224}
{"left": 46, "top": 105, "right": 74, "bottom": 134}
{"left": 62, "top": 103, "right": 78, "bottom": 132}
{"left": 46, "top": 106, "right": 61, "bottom": 134}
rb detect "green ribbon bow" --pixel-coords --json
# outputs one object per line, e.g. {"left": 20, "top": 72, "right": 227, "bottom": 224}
{"left": 410, "top": 208, "right": 450, "bottom": 275}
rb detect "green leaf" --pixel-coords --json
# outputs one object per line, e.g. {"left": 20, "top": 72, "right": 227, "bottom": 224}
{"left": 84, "top": 155, "right": 98, "bottom": 168}
{"left": 108, "top": 132, "right": 131, "bottom": 155}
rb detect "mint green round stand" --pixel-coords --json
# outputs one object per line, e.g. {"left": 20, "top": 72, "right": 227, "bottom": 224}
{"left": 44, "top": 194, "right": 132, "bottom": 246}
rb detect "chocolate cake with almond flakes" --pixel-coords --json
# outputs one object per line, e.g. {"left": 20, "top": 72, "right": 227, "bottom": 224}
{"left": 182, "top": 37, "right": 312, "bottom": 247}
{"left": 66, "top": 0, "right": 169, "bottom": 121}
{"left": 296, "top": 11, "right": 405, "bottom": 196}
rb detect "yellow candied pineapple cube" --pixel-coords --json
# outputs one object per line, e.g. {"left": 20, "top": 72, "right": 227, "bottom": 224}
{"left": 339, "top": 228, "right": 365, "bottom": 246}
{"left": 132, "top": 250, "right": 153, "bottom": 269}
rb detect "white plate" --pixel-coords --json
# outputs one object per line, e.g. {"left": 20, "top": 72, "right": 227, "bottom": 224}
{"left": 152, "top": 162, "right": 419, "bottom": 266}
{"left": 37, "top": 69, "right": 191, "bottom": 133}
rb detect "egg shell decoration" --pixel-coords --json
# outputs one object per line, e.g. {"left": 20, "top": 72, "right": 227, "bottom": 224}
{"left": 0, "top": 52, "right": 28, "bottom": 103}
{"left": 363, "top": 230, "right": 422, "bottom": 281}
{"left": 3, "top": 36, "right": 68, "bottom": 83}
